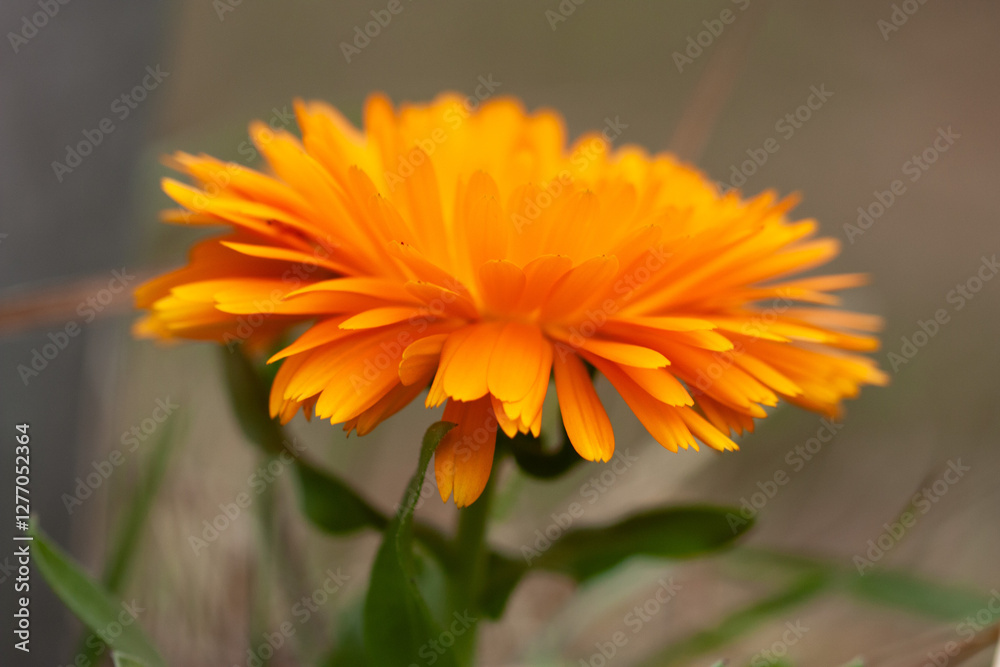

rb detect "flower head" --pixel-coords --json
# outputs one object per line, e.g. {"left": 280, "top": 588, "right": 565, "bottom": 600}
{"left": 136, "top": 93, "right": 887, "bottom": 506}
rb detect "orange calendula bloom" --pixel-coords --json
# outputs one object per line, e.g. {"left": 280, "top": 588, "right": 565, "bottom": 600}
{"left": 136, "top": 93, "right": 887, "bottom": 507}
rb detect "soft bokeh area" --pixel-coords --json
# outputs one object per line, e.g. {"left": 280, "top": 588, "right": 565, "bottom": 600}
{"left": 3, "top": 1, "right": 999, "bottom": 665}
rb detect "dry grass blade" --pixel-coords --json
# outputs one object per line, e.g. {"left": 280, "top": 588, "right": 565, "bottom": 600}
{"left": 667, "top": 1, "right": 771, "bottom": 162}
{"left": 0, "top": 269, "right": 154, "bottom": 336}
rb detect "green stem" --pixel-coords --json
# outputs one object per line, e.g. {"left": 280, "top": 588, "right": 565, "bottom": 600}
{"left": 449, "top": 446, "right": 502, "bottom": 667}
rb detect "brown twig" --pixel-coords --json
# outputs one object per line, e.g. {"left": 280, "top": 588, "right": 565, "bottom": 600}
{"left": 667, "top": 1, "right": 771, "bottom": 162}
{"left": 947, "top": 623, "right": 1000, "bottom": 666}
{"left": 866, "top": 622, "right": 1000, "bottom": 667}
{"left": 0, "top": 269, "right": 155, "bottom": 336}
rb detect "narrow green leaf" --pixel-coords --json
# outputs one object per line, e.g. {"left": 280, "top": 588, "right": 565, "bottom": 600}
{"left": 112, "top": 652, "right": 149, "bottom": 667}
{"left": 103, "top": 414, "right": 182, "bottom": 590}
{"left": 844, "top": 569, "right": 992, "bottom": 621}
{"left": 363, "top": 421, "right": 459, "bottom": 667}
{"left": 76, "top": 413, "right": 183, "bottom": 665}
{"left": 736, "top": 548, "right": 996, "bottom": 623}
{"left": 295, "top": 459, "right": 388, "bottom": 534}
{"left": 641, "top": 571, "right": 831, "bottom": 667}
{"left": 29, "top": 524, "right": 166, "bottom": 667}
{"left": 535, "top": 505, "right": 754, "bottom": 582}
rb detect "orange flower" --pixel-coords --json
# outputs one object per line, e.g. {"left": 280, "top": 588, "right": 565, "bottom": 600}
{"left": 136, "top": 93, "right": 887, "bottom": 506}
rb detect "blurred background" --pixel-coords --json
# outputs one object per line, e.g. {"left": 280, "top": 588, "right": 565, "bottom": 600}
{"left": 2, "top": 1, "right": 999, "bottom": 665}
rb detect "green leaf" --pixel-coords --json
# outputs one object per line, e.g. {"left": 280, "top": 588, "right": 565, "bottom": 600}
{"left": 478, "top": 552, "right": 528, "bottom": 619}
{"left": 321, "top": 598, "right": 369, "bottom": 667}
{"left": 103, "top": 414, "right": 182, "bottom": 590}
{"left": 535, "top": 505, "right": 754, "bottom": 582}
{"left": 76, "top": 413, "right": 183, "bottom": 665}
{"left": 732, "top": 547, "right": 997, "bottom": 623}
{"left": 29, "top": 524, "right": 166, "bottom": 667}
{"left": 219, "top": 346, "right": 285, "bottom": 455}
{"left": 645, "top": 571, "right": 831, "bottom": 666}
{"left": 844, "top": 569, "right": 992, "bottom": 621}
{"left": 112, "top": 652, "right": 149, "bottom": 667}
{"left": 295, "top": 459, "right": 387, "bottom": 534}
{"left": 412, "top": 543, "right": 452, "bottom": 625}
{"left": 363, "top": 421, "right": 459, "bottom": 667}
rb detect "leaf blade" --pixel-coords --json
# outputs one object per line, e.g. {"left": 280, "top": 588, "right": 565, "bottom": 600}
{"left": 845, "top": 569, "right": 993, "bottom": 621}
{"left": 535, "top": 505, "right": 754, "bottom": 582}
{"left": 30, "top": 524, "right": 166, "bottom": 667}
{"left": 295, "top": 459, "right": 388, "bottom": 534}
{"left": 112, "top": 652, "right": 150, "bottom": 667}
{"left": 363, "top": 421, "right": 458, "bottom": 667}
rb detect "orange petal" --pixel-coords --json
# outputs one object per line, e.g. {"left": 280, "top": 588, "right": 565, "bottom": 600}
{"left": 553, "top": 349, "right": 614, "bottom": 461}
{"left": 587, "top": 356, "right": 698, "bottom": 452}
{"left": 346, "top": 377, "right": 430, "bottom": 437}
{"left": 541, "top": 255, "right": 619, "bottom": 322}
{"left": 434, "top": 397, "right": 498, "bottom": 507}
{"left": 571, "top": 338, "right": 669, "bottom": 369}
{"left": 340, "top": 306, "right": 428, "bottom": 330}
{"left": 518, "top": 254, "right": 573, "bottom": 313}
{"left": 477, "top": 260, "right": 526, "bottom": 316}
{"left": 399, "top": 334, "right": 448, "bottom": 386}
{"left": 220, "top": 241, "right": 352, "bottom": 274}
{"left": 287, "top": 276, "right": 417, "bottom": 303}
{"left": 487, "top": 322, "right": 546, "bottom": 403}
{"left": 268, "top": 316, "right": 352, "bottom": 362}
{"left": 491, "top": 395, "right": 520, "bottom": 439}
{"left": 677, "top": 407, "right": 739, "bottom": 452}
{"left": 405, "top": 281, "right": 479, "bottom": 320}
{"left": 619, "top": 366, "right": 693, "bottom": 406}
{"left": 439, "top": 322, "right": 504, "bottom": 402}
{"left": 503, "top": 338, "right": 553, "bottom": 433}
{"left": 463, "top": 171, "right": 509, "bottom": 270}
